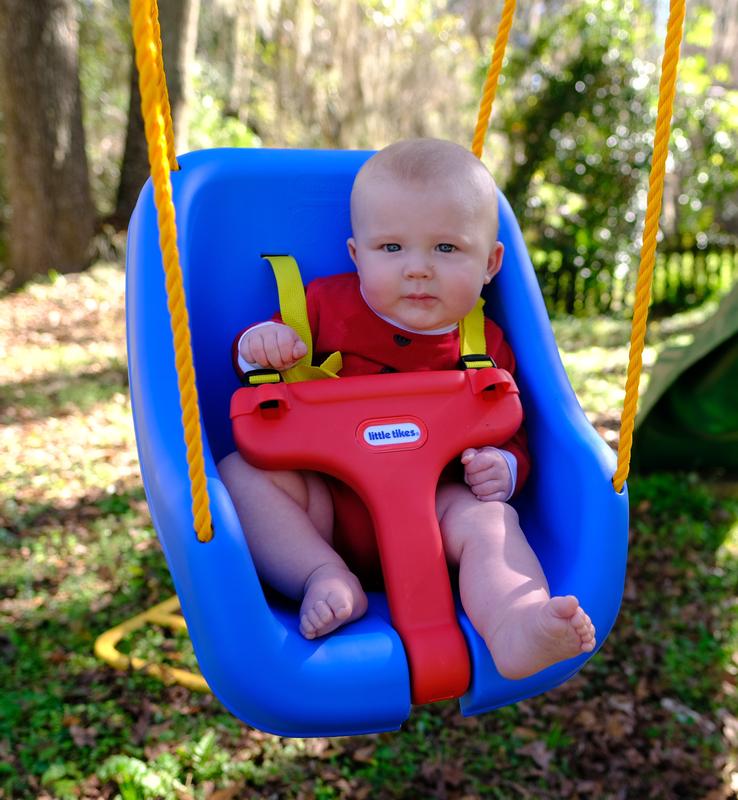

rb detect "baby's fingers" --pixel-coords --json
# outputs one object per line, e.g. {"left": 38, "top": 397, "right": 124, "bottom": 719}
{"left": 461, "top": 448, "right": 478, "bottom": 465}
{"left": 464, "top": 447, "right": 504, "bottom": 476}
{"left": 242, "top": 331, "right": 269, "bottom": 367}
{"left": 472, "top": 487, "right": 509, "bottom": 502}
{"left": 274, "top": 326, "right": 306, "bottom": 367}
{"left": 244, "top": 325, "right": 305, "bottom": 369}
{"left": 466, "top": 472, "right": 506, "bottom": 500}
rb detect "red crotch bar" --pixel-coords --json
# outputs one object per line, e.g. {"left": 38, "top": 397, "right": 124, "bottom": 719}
{"left": 231, "top": 368, "right": 523, "bottom": 704}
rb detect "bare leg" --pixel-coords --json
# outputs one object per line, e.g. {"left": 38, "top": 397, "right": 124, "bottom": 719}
{"left": 218, "top": 452, "right": 367, "bottom": 638}
{"left": 436, "top": 484, "right": 596, "bottom": 679}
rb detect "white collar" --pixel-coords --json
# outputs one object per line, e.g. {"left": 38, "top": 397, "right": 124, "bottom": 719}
{"left": 359, "top": 285, "right": 458, "bottom": 336}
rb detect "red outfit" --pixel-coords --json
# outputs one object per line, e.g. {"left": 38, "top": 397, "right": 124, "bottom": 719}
{"left": 234, "top": 272, "right": 530, "bottom": 583}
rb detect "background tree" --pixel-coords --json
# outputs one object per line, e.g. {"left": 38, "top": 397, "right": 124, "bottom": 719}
{"left": 489, "top": 0, "right": 656, "bottom": 309}
{"left": 197, "top": 0, "right": 481, "bottom": 150}
{"left": 0, "top": 0, "right": 95, "bottom": 289}
{"left": 112, "top": 0, "right": 200, "bottom": 227}
{"left": 666, "top": 7, "right": 738, "bottom": 243}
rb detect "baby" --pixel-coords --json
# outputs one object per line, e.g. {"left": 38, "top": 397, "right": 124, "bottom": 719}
{"left": 218, "top": 138, "right": 595, "bottom": 680}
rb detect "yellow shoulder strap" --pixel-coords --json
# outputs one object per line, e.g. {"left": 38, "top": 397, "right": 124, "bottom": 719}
{"left": 261, "top": 255, "right": 342, "bottom": 382}
{"left": 458, "top": 298, "right": 494, "bottom": 368}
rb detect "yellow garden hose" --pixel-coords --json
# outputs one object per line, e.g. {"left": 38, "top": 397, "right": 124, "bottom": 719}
{"left": 94, "top": 596, "right": 209, "bottom": 692}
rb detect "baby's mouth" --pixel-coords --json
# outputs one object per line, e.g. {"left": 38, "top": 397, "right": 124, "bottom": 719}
{"left": 404, "top": 293, "right": 436, "bottom": 301}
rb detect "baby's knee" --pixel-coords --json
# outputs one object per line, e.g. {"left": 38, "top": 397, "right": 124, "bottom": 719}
{"left": 438, "top": 491, "right": 518, "bottom": 558}
{"left": 218, "top": 451, "right": 268, "bottom": 484}
{"left": 475, "top": 501, "right": 520, "bottom": 541}
{"left": 218, "top": 451, "right": 308, "bottom": 503}
{"left": 467, "top": 499, "right": 517, "bottom": 530}
{"left": 218, "top": 451, "right": 330, "bottom": 511}
{"left": 484, "top": 499, "right": 519, "bottom": 524}
{"left": 217, "top": 451, "right": 250, "bottom": 486}
{"left": 441, "top": 488, "right": 516, "bottom": 525}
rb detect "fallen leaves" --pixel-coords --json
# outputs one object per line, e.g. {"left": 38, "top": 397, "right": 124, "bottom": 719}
{"left": 350, "top": 744, "right": 377, "bottom": 763}
{"left": 517, "top": 739, "right": 555, "bottom": 771}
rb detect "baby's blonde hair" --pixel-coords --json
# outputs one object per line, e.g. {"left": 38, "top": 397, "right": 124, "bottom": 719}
{"left": 351, "top": 138, "right": 499, "bottom": 237}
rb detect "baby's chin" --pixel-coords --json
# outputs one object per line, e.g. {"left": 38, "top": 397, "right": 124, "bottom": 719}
{"left": 391, "top": 314, "right": 458, "bottom": 334}
{"left": 364, "top": 293, "right": 457, "bottom": 332}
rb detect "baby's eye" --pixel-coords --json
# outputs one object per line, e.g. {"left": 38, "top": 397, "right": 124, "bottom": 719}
{"left": 382, "top": 243, "right": 402, "bottom": 253}
{"left": 436, "top": 243, "right": 457, "bottom": 253}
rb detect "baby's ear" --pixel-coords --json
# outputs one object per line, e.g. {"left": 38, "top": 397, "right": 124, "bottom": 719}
{"left": 484, "top": 242, "right": 504, "bottom": 283}
{"left": 347, "top": 237, "right": 358, "bottom": 266}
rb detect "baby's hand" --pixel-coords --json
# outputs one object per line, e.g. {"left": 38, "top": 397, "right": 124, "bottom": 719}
{"left": 239, "top": 323, "right": 308, "bottom": 370}
{"left": 461, "top": 446, "right": 512, "bottom": 502}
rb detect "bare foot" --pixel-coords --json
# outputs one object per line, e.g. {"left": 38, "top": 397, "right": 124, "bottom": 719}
{"left": 487, "top": 595, "right": 596, "bottom": 680}
{"left": 299, "top": 563, "right": 368, "bottom": 639}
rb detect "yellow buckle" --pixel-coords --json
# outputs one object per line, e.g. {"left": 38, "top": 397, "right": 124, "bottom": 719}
{"left": 460, "top": 354, "right": 496, "bottom": 370}
{"left": 244, "top": 369, "right": 282, "bottom": 386}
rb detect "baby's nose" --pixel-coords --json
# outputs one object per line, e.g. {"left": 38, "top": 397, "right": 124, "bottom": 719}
{"left": 404, "top": 253, "right": 432, "bottom": 277}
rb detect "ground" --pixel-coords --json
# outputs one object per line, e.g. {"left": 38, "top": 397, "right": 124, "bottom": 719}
{"left": 1, "top": 263, "right": 736, "bottom": 799}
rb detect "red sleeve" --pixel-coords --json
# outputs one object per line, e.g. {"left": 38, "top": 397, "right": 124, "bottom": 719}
{"left": 484, "top": 319, "right": 531, "bottom": 495}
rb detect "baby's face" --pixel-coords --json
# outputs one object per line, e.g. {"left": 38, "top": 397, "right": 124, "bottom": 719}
{"left": 348, "top": 176, "right": 503, "bottom": 332}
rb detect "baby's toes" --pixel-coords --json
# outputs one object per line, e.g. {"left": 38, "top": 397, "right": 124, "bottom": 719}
{"left": 582, "top": 623, "right": 596, "bottom": 646}
{"left": 569, "top": 607, "right": 586, "bottom": 627}
{"left": 312, "top": 600, "right": 335, "bottom": 626}
{"left": 581, "top": 616, "right": 595, "bottom": 637}
{"left": 299, "top": 613, "right": 318, "bottom": 639}
{"left": 302, "top": 605, "right": 329, "bottom": 635}
{"left": 574, "top": 613, "right": 596, "bottom": 650}
{"left": 572, "top": 609, "right": 593, "bottom": 635}
{"left": 325, "top": 591, "right": 352, "bottom": 621}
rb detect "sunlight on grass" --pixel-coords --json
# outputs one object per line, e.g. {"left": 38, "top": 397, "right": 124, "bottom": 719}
{"left": 720, "top": 516, "right": 738, "bottom": 558}
{"left": 0, "top": 263, "right": 126, "bottom": 383}
{"left": 1, "top": 397, "right": 138, "bottom": 506}
{"left": 550, "top": 302, "right": 720, "bottom": 427}
{"left": 718, "top": 516, "right": 738, "bottom": 687}
{"left": 0, "top": 263, "right": 137, "bottom": 510}
{"left": 0, "top": 341, "right": 124, "bottom": 382}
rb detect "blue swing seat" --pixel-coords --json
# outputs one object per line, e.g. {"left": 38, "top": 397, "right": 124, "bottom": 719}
{"left": 126, "top": 147, "right": 628, "bottom": 737}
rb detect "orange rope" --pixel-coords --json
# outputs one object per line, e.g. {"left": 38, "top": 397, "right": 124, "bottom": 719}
{"left": 613, "top": 0, "right": 686, "bottom": 492}
{"left": 471, "top": 0, "right": 517, "bottom": 159}
{"left": 131, "top": 0, "right": 213, "bottom": 540}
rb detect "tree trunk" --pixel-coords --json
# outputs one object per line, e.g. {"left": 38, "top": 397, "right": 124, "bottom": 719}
{"left": 112, "top": 0, "right": 200, "bottom": 228}
{"left": 0, "top": 0, "right": 95, "bottom": 289}
{"left": 225, "top": 4, "right": 257, "bottom": 124}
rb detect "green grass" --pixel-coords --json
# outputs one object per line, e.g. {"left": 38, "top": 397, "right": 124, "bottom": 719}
{"left": 1, "top": 263, "right": 736, "bottom": 799}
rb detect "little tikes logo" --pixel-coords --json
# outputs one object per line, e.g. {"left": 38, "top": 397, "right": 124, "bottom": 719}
{"left": 357, "top": 417, "right": 427, "bottom": 452}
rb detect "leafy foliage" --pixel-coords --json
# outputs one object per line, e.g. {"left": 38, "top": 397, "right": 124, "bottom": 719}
{"left": 669, "top": 49, "right": 738, "bottom": 244}
{"left": 488, "top": 0, "right": 738, "bottom": 308}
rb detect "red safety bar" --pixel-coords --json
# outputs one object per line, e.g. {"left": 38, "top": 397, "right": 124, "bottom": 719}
{"left": 231, "top": 368, "right": 522, "bottom": 704}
